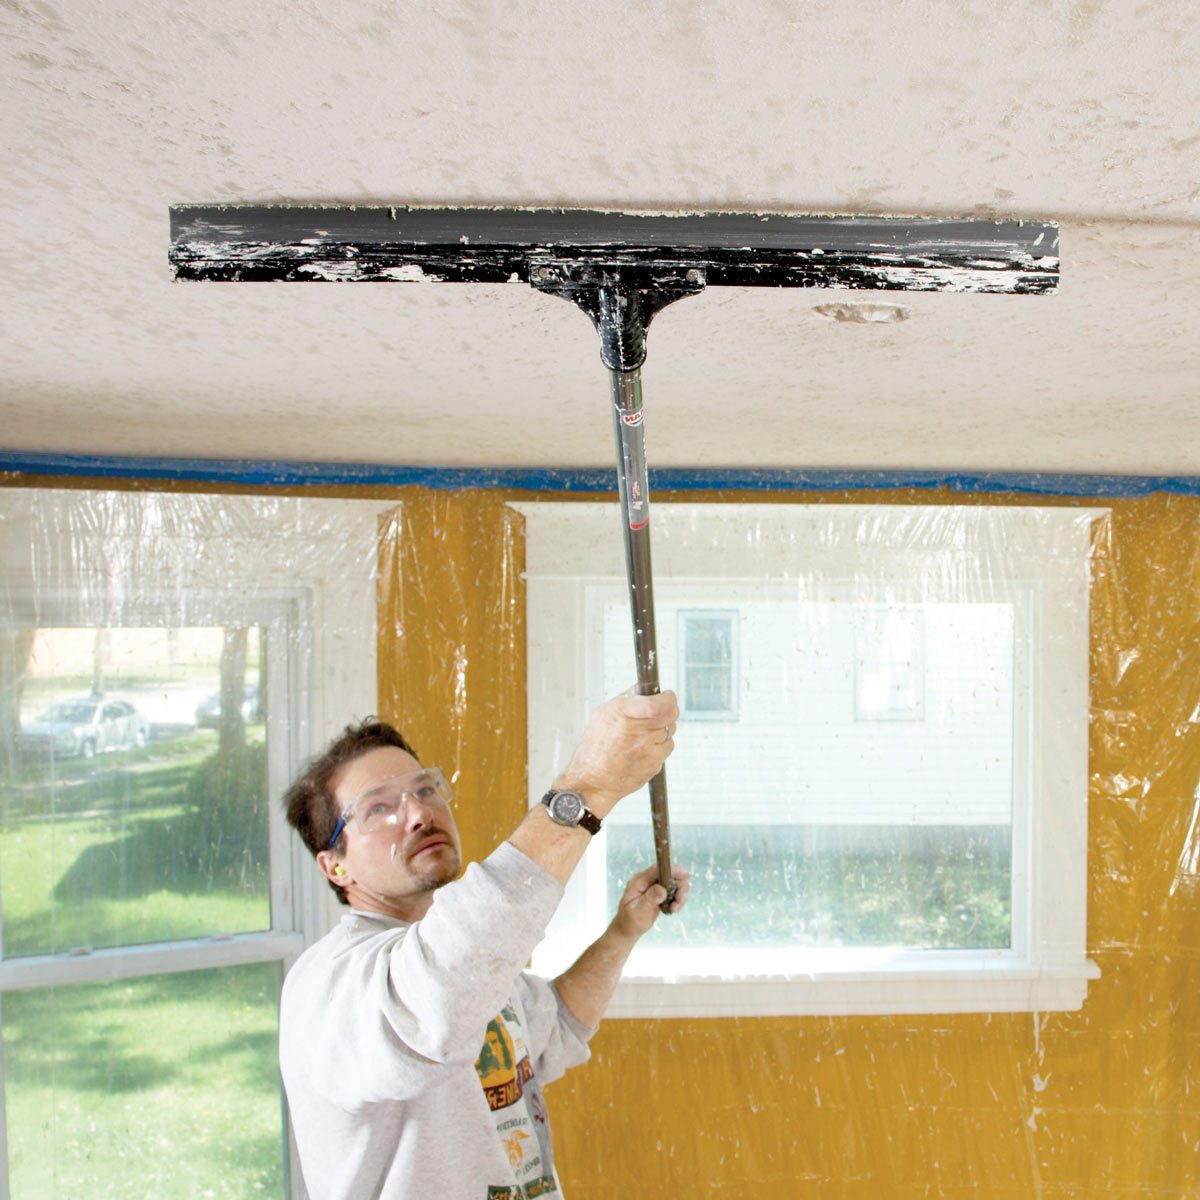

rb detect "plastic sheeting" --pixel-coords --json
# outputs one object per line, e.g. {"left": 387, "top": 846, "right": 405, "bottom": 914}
{"left": 0, "top": 482, "right": 1197, "bottom": 1197}
{"left": 519, "top": 502, "right": 1101, "bottom": 1011}
{"left": 0, "top": 488, "right": 385, "bottom": 1200}
{"left": 378, "top": 487, "right": 1200, "bottom": 1198}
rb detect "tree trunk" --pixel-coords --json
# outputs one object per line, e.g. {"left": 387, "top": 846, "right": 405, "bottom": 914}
{"left": 0, "top": 630, "right": 36, "bottom": 775}
{"left": 91, "top": 628, "right": 110, "bottom": 696}
{"left": 218, "top": 627, "right": 249, "bottom": 756}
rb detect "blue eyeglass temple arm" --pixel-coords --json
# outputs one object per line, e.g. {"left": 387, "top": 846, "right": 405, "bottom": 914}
{"left": 326, "top": 816, "right": 347, "bottom": 851}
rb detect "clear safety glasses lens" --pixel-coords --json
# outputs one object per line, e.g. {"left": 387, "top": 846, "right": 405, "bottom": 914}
{"left": 347, "top": 768, "right": 452, "bottom": 836}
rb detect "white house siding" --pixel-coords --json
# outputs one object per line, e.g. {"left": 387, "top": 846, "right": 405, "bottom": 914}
{"left": 599, "top": 590, "right": 1014, "bottom": 829}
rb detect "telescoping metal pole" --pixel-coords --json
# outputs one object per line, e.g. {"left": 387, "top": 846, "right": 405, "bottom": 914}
{"left": 609, "top": 364, "right": 677, "bottom": 910}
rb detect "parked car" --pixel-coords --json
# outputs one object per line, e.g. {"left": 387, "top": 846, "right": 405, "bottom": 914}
{"left": 195, "top": 683, "right": 261, "bottom": 728}
{"left": 21, "top": 696, "right": 151, "bottom": 759}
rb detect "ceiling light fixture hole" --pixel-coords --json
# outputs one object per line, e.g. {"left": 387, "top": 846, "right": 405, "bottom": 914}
{"left": 813, "top": 302, "right": 912, "bottom": 324}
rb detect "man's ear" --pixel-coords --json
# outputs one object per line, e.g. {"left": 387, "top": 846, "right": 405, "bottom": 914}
{"left": 317, "top": 850, "right": 350, "bottom": 888}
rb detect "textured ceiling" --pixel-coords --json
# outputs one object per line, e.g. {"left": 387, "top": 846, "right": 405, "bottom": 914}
{"left": 2, "top": 1, "right": 1198, "bottom": 475}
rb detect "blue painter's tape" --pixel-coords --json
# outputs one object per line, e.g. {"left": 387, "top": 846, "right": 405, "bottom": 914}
{"left": 1, "top": 452, "right": 1198, "bottom": 497}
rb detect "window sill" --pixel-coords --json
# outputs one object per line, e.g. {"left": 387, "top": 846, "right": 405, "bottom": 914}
{"left": 606, "top": 954, "right": 1101, "bottom": 1018}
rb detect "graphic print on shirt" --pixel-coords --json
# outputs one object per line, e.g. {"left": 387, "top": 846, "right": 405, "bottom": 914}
{"left": 476, "top": 1003, "right": 557, "bottom": 1199}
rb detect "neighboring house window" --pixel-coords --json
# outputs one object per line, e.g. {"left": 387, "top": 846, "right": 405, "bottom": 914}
{"left": 854, "top": 607, "right": 924, "bottom": 721}
{"left": 678, "top": 611, "right": 738, "bottom": 720}
{"left": 515, "top": 501, "right": 1104, "bottom": 1017}
{"left": 0, "top": 489, "right": 388, "bottom": 1199}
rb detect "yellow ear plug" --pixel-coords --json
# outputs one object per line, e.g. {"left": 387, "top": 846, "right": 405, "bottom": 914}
{"left": 333, "top": 865, "right": 346, "bottom": 877}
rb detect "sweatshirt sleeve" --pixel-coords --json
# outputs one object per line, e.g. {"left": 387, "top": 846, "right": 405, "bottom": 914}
{"left": 289, "top": 841, "right": 564, "bottom": 1107}
{"left": 512, "top": 972, "right": 595, "bottom": 1086}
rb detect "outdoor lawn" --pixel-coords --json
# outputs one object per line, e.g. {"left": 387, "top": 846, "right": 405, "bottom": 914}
{"left": 2, "top": 964, "right": 284, "bottom": 1200}
{"left": 607, "top": 822, "right": 1012, "bottom": 951}
{"left": 0, "top": 729, "right": 285, "bottom": 1199}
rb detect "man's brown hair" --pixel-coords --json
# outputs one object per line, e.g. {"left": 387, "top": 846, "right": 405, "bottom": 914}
{"left": 283, "top": 718, "right": 419, "bottom": 905}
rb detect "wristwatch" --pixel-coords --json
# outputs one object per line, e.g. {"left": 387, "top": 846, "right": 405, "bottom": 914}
{"left": 541, "top": 788, "right": 603, "bottom": 835}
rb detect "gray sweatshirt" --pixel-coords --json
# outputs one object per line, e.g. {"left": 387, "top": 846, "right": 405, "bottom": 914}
{"left": 279, "top": 842, "right": 594, "bottom": 1199}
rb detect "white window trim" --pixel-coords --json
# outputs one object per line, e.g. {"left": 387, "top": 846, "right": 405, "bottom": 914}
{"left": 514, "top": 501, "right": 1104, "bottom": 1017}
{"left": 0, "top": 489, "right": 391, "bottom": 1200}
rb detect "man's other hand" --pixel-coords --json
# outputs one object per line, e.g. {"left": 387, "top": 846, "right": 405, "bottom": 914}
{"left": 555, "top": 689, "right": 679, "bottom": 818}
{"left": 611, "top": 865, "right": 692, "bottom": 941}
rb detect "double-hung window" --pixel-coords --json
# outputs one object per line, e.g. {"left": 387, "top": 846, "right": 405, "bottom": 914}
{"left": 0, "top": 490, "right": 387, "bottom": 1199}
{"left": 518, "top": 502, "right": 1104, "bottom": 1017}
{"left": 678, "top": 611, "right": 739, "bottom": 721}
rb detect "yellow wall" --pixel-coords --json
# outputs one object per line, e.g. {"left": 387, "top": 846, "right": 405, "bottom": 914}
{"left": 380, "top": 486, "right": 1200, "bottom": 1198}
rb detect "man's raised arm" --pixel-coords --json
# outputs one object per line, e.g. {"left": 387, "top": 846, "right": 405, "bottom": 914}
{"left": 554, "top": 864, "right": 692, "bottom": 1030}
{"left": 508, "top": 689, "right": 679, "bottom": 886}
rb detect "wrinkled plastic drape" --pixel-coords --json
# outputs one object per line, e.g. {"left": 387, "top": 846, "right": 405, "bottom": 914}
{"left": 0, "top": 487, "right": 382, "bottom": 1200}
{"left": 521, "top": 501, "right": 1099, "bottom": 1003}
{"left": 380, "top": 486, "right": 1200, "bottom": 1199}
{"left": 0, "top": 483, "right": 1197, "bottom": 1197}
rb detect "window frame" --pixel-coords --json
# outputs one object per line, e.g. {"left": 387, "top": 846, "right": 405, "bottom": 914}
{"left": 0, "top": 490, "right": 391, "bottom": 1199}
{"left": 515, "top": 501, "right": 1104, "bottom": 1017}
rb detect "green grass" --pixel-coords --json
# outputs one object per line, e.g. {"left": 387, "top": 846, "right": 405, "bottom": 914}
{"left": 5, "top": 734, "right": 216, "bottom": 819}
{"left": 1, "top": 742, "right": 270, "bottom": 956}
{"left": 0, "top": 808, "right": 270, "bottom": 955}
{"left": 607, "top": 823, "right": 1012, "bottom": 950}
{"left": 0, "top": 737, "right": 282, "bottom": 1198}
{"left": 2, "top": 964, "right": 285, "bottom": 1200}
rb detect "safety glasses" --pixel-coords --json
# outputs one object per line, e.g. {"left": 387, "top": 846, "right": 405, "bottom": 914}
{"left": 326, "top": 766, "right": 452, "bottom": 850}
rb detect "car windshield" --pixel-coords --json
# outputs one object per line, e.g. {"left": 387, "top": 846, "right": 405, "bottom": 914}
{"left": 42, "top": 702, "right": 99, "bottom": 723}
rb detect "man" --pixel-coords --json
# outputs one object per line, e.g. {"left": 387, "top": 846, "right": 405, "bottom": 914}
{"left": 279, "top": 689, "right": 688, "bottom": 1199}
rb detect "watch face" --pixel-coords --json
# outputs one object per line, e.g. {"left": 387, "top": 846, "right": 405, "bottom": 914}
{"left": 549, "top": 791, "right": 584, "bottom": 824}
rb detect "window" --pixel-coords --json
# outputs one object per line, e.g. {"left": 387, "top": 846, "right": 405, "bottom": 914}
{"left": 516, "top": 502, "right": 1104, "bottom": 1017}
{"left": 0, "top": 490, "right": 388, "bottom": 1198}
{"left": 854, "top": 607, "right": 924, "bottom": 720}
{"left": 678, "top": 611, "right": 738, "bottom": 720}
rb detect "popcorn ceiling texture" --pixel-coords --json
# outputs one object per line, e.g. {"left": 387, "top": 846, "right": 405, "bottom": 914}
{"left": 1, "top": 1, "right": 1198, "bottom": 474}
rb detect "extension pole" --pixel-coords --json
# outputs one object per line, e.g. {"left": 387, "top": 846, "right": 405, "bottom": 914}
{"left": 609, "top": 364, "right": 677, "bottom": 910}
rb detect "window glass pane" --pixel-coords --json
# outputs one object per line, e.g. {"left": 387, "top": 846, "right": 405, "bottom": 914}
{"left": 0, "top": 626, "right": 271, "bottom": 956}
{"left": 855, "top": 608, "right": 925, "bottom": 720}
{"left": 605, "top": 596, "right": 1015, "bottom": 951}
{"left": 608, "top": 823, "right": 1011, "bottom": 950}
{"left": 685, "top": 666, "right": 726, "bottom": 712}
{"left": 1, "top": 962, "right": 286, "bottom": 1200}
{"left": 681, "top": 614, "right": 735, "bottom": 714}
{"left": 685, "top": 616, "right": 732, "bottom": 665}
